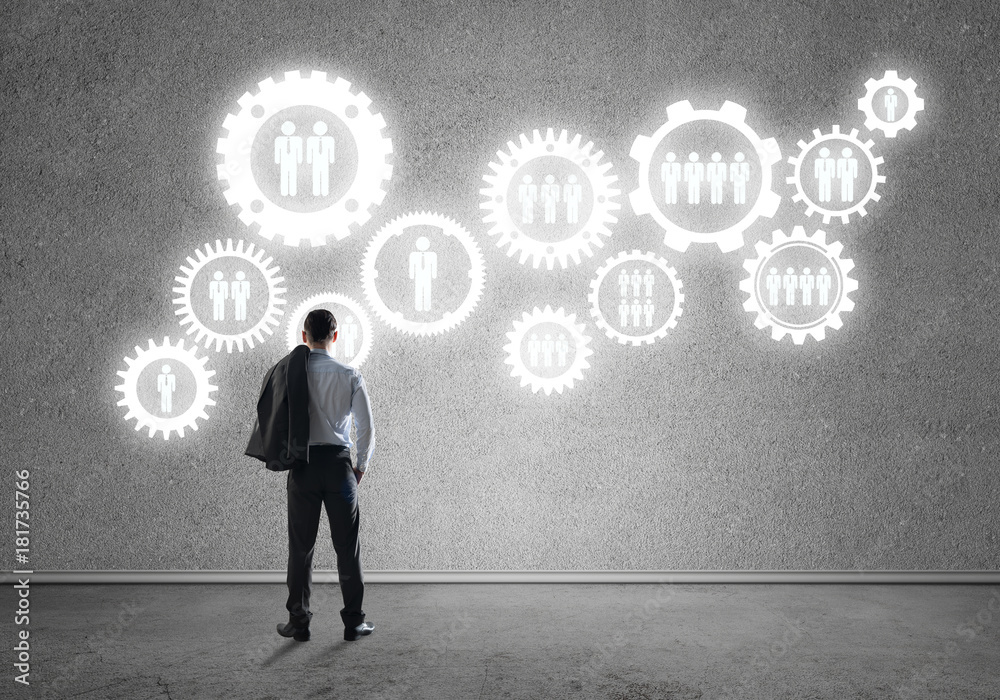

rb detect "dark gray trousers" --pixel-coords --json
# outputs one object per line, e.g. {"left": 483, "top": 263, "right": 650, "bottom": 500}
{"left": 285, "top": 444, "right": 365, "bottom": 629}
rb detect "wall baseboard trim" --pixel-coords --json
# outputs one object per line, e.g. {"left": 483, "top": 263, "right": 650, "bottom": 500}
{"left": 3, "top": 570, "right": 998, "bottom": 584}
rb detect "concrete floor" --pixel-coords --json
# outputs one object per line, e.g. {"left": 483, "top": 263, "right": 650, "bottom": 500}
{"left": 21, "top": 583, "right": 1000, "bottom": 699}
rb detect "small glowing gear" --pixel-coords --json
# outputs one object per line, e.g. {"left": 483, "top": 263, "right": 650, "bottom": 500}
{"left": 786, "top": 125, "right": 885, "bottom": 224}
{"left": 215, "top": 69, "right": 393, "bottom": 246}
{"left": 115, "top": 336, "right": 218, "bottom": 440}
{"left": 858, "top": 70, "right": 924, "bottom": 138}
{"left": 629, "top": 100, "right": 782, "bottom": 253}
{"left": 739, "top": 226, "right": 858, "bottom": 344}
{"left": 361, "top": 211, "right": 485, "bottom": 336}
{"left": 503, "top": 306, "right": 593, "bottom": 395}
{"left": 480, "top": 128, "right": 621, "bottom": 270}
{"left": 588, "top": 250, "right": 684, "bottom": 346}
{"left": 172, "top": 239, "right": 286, "bottom": 352}
{"left": 285, "top": 292, "right": 374, "bottom": 368}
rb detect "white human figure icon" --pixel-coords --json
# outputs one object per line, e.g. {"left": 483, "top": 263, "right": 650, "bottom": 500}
{"left": 643, "top": 298, "right": 655, "bottom": 327}
{"left": 884, "top": 88, "right": 898, "bottom": 122}
{"left": 518, "top": 175, "right": 537, "bottom": 224}
{"left": 209, "top": 270, "right": 229, "bottom": 320}
{"left": 409, "top": 236, "right": 438, "bottom": 312}
{"left": 231, "top": 270, "right": 250, "bottom": 322}
{"left": 766, "top": 267, "right": 782, "bottom": 306}
{"left": 563, "top": 174, "right": 582, "bottom": 224}
{"left": 684, "top": 152, "right": 704, "bottom": 204}
{"left": 342, "top": 314, "right": 358, "bottom": 359}
{"left": 274, "top": 121, "right": 303, "bottom": 197}
{"left": 306, "top": 121, "right": 335, "bottom": 196}
{"left": 707, "top": 152, "right": 727, "bottom": 204}
{"left": 630, "top": 269, "right": 642, "bottom": 298}
{"left": 631, "top": 299, "right": 642, "bottom": 327}
{"left": 527, "top": 333, "right": 541, "bottom": 367}
{"left": 661, "top": 151, "right": 681, "bottom": 205}
{"left": 783, "top": 267, "right": 798, "bottom": 306}
{"left": 814, "top": 147, "right": 835, "bottom": 203}
{"left": 730, "top": 152, "right": 750, "bottom": 204}
{"left": 618, "top": 268, "right": 630, "bottom": 297}
{"left": 556, "top": 333, "right": 569, "bottom": 367}
{"left": 799, "top": 267, "right": 815, "bottom": 306}
{"left": 618, "top": 298, "right": 629, "bottom": 327}
{"left": 643, "top": 268, "right": 655, "bottom": 297}
{"left": 541, "top": 333, "right": 555, "bottom": 367}
{"left": 157, "top": 364, "right": 176, "bottom": 415}
{"left": 837, "top": 147, "right": 859, "bottom": 202}
{"left": 817, "top": 266, "right": 832, "bottom": 306}
{"left": 541, "top": 174, "right": 561, "bottom": 224}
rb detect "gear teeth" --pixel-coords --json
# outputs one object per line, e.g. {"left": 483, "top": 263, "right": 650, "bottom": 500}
{"left": 503, "top": 306, "right": 593, "bottom": 395}
{"left": 589, "top": 250, "right": 684, "bottom": 346}
{"left": 285, "top": 292, "right": 374, "bottom": 367}
{"left": 629, "top": 99, "right": 782, "bottom": 252}
{"left": 858, "top": 70, "right": 924, "bottom": 138}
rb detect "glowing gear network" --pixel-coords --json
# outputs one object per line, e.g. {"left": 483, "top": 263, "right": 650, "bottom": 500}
{"left": 480, "top": 128, "right": 621, "bottom": 270}
{"left": 786, "top": 125, "right": 885, "bottom": 224}
{"left": 503, "top": 306, "right": 593, "bottom": 395}
{"left": 115, "top": 336, "right": 218, "bottom": 440}
{"left": 215, "top": 69, "right": 393, "bottom": 246}
{"left": 172, "top": 239, "right": 286, "bottom": 352}
{"left": 589, "top": 250, "right": 684, "bottom": 346}
{"left": 858, "top": 70, "right": 924, "bottom": 138}
{"left": 629, "top": 100, "right": 782, "bottom": 252}
{"left": 361, "top": 211, "right": 486, "bottom": 336}
{"left": 285, "top": 292, "right": 374, "bottom": 368}
{"left": 740, "top": 226, "right": 858, "bottom": 344}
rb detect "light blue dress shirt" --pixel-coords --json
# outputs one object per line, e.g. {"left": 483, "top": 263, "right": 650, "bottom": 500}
{"left": 305, "top": 348, "right": 374, "bottom": 473}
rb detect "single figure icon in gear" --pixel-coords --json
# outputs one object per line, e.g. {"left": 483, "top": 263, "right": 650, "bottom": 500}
{"left": 172, "top": 239, "right": 286, "bottom": 352}
{"left": 740, "top": 226, "right": 858, "bottom": 344}
{"left": 629, "top": 100, "right": 782, "bottom": 252}
{"left": 216, "top": 69, "right": 393, "bottom": 247}
{"left": 480, "top": 128, "right": 621, "bottom": 270}
{"left": 361, "top": 211, "right": 486, "bottom": 336}
{"left": 115, "top": 336, "right": 218, "bottom": 439}
{"left": 858, "top": 70, "right": 924, "bottom": 138}
{"left": 503, "top": 306, "right": 593, "bottom": 395}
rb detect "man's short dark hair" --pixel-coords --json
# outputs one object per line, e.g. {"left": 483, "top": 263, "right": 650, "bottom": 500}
{"left": 304, "top": 309, "right": 337, "bottom": 343}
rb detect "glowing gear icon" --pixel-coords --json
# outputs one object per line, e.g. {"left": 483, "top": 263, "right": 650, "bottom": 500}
{"left": 172, "top": 239, "right": 286, "bottom": 352}
{"left": 740, "top": 226, "right": 858, "bottom": 344}
{"left": 215, "top": 69, "right": 393, "bottom": 246}
{"left": 629, "top": 100, "right": 782, "bottom": 253}
{"left": 786, "top": 125, "right": 885, "bottom": 224}
{"left": 480, "top": 128, "right": 621, "bottom": 270}
{"left": 588, "top": 250, "right": 684, "bottom": 346}
{"left": 858, "top": 70, "right": 924, "bottom": 138}
{"left": 115, "top": 336, "right": 218, "bottom": 440}
{"left": 503, "top": 306, "right": 593, "bottom": 395}
{"left": 361, "top": 211, "right": 486, "bottom": 336}
{"left": 284, "top": 292, "right": 374, "bottom": 368}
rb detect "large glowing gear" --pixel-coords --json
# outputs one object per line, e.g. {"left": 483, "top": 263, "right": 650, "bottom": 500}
{"left": 739, "top": 226, "right": 858, "bottom": 344}
{"left": 284, "top": 292, "right": 374, "bottom": 368}
{"left": 858, "top": 70, "right": 924, "bottom": 138}
{"left": 786, "top": 125, "right": 885, "bottom": 225}
{"left": 172, "top": 239, "right": 286, "bottom": 353}
{"left": 503, "top": 306, "right": 593, "bottom": 395}
{"left": 361, "top": 211, "right": 486, "bottom": 336}
{"left": 115, "top": 336, "right": 218, "bottom": 440}
{"left": 215, "top": 69, "right": 393, "bottom": 246}
{"left": 588, "top": 250, "right": 684, "bottom": 346}
{"left": 480, "top": 128, "right": 621, "bottom": 270}
{"left": 629, "top": 100, "right": 782, "bottom": 253}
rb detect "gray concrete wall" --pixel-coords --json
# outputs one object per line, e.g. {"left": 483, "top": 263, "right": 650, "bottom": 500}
{"left": 2, "top": 0, "right": 998, "bottom": 571}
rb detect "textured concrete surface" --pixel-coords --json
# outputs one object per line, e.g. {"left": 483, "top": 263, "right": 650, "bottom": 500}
{"left": 22, "top": 583, "right": 1000, "bottom": 699}
{"left": 1, "top": 0, "right": 999, "bottom": 571}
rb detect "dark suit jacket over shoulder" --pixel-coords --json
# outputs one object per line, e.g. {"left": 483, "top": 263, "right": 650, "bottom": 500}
{"left": 245, "top": 344, "right": 311, "bottom": 471}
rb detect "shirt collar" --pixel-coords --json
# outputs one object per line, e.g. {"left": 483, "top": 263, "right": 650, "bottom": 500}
{"left": 309, "top": 348, "right": 331, "bottom": 356}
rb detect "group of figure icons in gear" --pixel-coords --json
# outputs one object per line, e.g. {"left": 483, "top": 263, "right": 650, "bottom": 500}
{"left": 116, "top": 69, "right": 923, "bottom": 434}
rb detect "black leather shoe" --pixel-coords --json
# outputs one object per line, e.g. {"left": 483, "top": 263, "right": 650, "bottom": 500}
{"left": 277, "top": 621, "right": 310, "bottom": 642}
{"left": 344, "top": 621, "right": 374, "bottom": 641}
